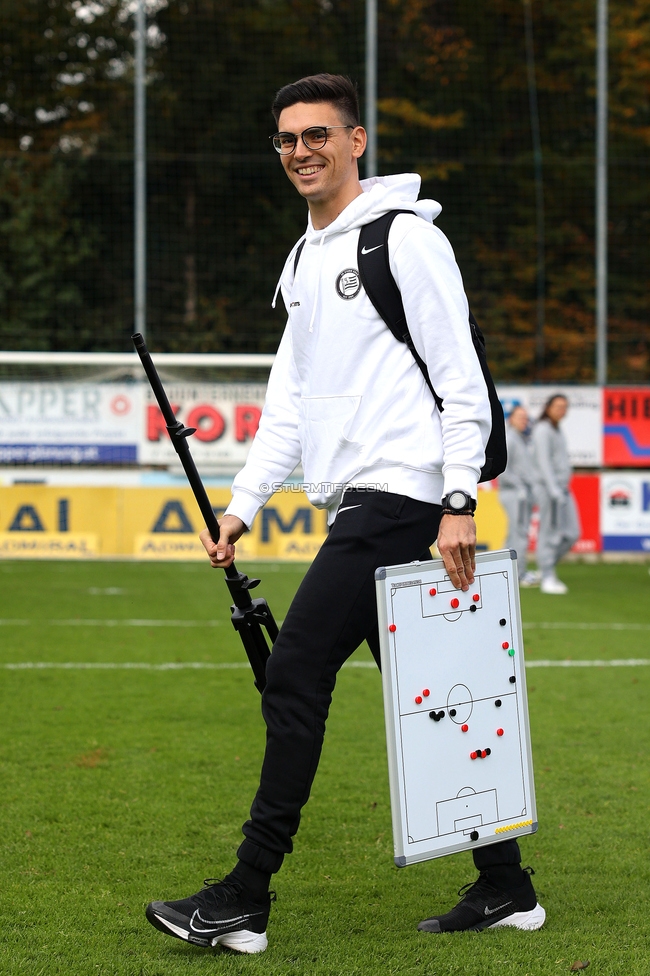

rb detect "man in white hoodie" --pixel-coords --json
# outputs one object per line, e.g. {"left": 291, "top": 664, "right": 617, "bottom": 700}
{"left": 146, "top": 74, "right": 544, "bottom": 953}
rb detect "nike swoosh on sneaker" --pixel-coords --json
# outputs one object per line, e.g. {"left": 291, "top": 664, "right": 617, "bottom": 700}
{"left": 484, "top": 901, "right": 513, "bottom": 916}
{"left": 361, "top": 244, "right": 383, "bottom": 255}
{"left": 189, "top": 910, "right": 254, "bottom": 933}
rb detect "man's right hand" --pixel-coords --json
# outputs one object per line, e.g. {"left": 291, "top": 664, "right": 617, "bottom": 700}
{"left": 199, "top": 514, "right": 246, "bottom": 568}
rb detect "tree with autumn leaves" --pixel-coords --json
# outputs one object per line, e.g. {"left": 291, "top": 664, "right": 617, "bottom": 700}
{"left": 0, "top": 0, "right": 648, "bottom": 381}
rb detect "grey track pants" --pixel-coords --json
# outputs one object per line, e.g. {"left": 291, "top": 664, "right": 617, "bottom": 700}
{"left": 500, "top": 489, "right": 532, "bottom": 579}
{"left": 535, "top": 487, "right": 580, "bottom": 575}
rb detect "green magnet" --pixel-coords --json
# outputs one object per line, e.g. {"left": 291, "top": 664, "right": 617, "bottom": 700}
{"left": 508, "top": 648, "right": 515, "bottom": 657}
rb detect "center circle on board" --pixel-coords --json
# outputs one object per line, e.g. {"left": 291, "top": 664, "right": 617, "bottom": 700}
{"left": 447, "top": 683, "right": 473, "bottom": 724}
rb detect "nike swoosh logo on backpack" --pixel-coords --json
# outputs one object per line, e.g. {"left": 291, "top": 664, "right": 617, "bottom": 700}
{"left": 361, "top": 244, "right": 383, "bottom": 254}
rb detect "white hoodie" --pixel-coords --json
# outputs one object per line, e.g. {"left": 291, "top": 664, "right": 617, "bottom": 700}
{"left": 225, "top": 173, "right": 491, "bottom": 528}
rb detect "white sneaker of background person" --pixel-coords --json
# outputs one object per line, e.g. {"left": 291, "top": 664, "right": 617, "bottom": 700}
{"left": 540, "top": 572, "right": 568, "bottom": 595}
{"left": 519, "top": 570, "right": 541, "bottom": 588}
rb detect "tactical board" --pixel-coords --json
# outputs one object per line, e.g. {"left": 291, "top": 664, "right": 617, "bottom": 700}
{"left": 375, "top": 549, "right": 537, "bottom": 867}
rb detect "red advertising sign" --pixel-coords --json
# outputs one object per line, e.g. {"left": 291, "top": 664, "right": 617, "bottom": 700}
{"left": 570, "top": 474, "right": 601, "bottom": 553}
{"left": 526, "top": 474, "right": 601, "bottom": 554}
{"left": 603, "top": 388, "right": 650, "bottom": 467}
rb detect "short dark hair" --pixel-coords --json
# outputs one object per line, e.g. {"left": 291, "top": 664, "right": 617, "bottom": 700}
{"left": 271, "top": 73, "right": 360, "bottom": 127}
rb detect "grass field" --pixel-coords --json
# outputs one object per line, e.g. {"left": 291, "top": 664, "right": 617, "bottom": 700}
{"left": 1, "top": 559, "right": 649, "bottom": 976}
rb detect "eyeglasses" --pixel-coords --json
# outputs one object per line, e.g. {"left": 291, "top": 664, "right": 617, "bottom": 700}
{"left": 270, "top": 125, "right": 354, "bottom": 155}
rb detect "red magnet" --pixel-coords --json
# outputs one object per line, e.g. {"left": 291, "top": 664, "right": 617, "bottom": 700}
{"left": 472, "top": 593, "right": 480, "bottom": 602}
{"left": 415, "top": 695, "right": 423, "bottom": 705}
{"left": 389, "top": 624, "right": 396, "bottom": 632}
{"left": 422, "top": 688, "right": 430, "bottom": 697}
{"left": 450, "top": 597, "right": 459, "bottom": 609}
{"left": 461, "top": 724, "right": 468, "bottom": 732}
{"left": 497, "top": 728, "right": 504, "bottom": 736}
{"left": 480, "top": 750, "right": 487, "bottom": 758}
{"left": 502, "top": 641, "right": 509, "bottom": 649}
{"left": 470, "top": 751, "right": 477, "bottom": 760}
{"left": 429, "top": 587, "right": 437, "bottom": 596}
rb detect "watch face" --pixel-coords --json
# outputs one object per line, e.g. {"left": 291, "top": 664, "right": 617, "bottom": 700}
{"left": 448, "top": 490, "right": 468, "bottom": 510}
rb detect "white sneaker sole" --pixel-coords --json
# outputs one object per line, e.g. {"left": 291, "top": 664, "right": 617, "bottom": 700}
{"left": 488, "top": 902, "right": 546, "bottom": 931}
{"left": 214, "top": 930, "right": 268, "bottom": 953}
{"left": 150, "top": 912, "right": 268, "bottom": 954}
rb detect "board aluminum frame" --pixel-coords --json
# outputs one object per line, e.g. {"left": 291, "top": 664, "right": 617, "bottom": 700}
{"left": 375, "top": 549, "right": 538, "bottom": 867}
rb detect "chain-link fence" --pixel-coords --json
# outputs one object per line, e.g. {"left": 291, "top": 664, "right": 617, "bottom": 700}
{"left": 1, "top": 0, "right": 648, "bottom": 382}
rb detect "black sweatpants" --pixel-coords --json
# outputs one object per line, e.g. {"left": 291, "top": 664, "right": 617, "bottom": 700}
{"left": 237, "top": 489, "right": 520, "bottom": 875}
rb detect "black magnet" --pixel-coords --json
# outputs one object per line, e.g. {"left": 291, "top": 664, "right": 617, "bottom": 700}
{"left": 499, "top": 618, "right": 507, "bottom": 626}
{"left": 509, "top": 676, "right": 516, "bottom": 684}
{"left": 449, "top": 708, "right": 457, "bottom": 717}
{"left": 495, "top": 699, "right": 502, "bottom": 707}
{"left": 470, "top": 831, "right": 479, "bottom": 841}
{"left": 429, "top": 711, "right": 439, "bottom": 721}
{"left": 469, "top": 604, "right": 477, "bottom": 613}
{"left": 485, "top": 748, "right": 491, "bottom": 756}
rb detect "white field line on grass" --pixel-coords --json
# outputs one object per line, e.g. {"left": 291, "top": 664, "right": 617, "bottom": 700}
{"left": 0, "top": 619, "right": 222, "bottom": 627}
{"left": 2, "top": 659, "right": 650, "bottom": 671}
{"left": 1, "top": 619, "right": 649, "bottom": 630}
{"left": 523, "top": 622, "right": 650, "bottom": 631}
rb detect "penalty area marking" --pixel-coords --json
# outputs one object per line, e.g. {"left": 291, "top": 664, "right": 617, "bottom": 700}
{"left": 1, "top": 659, "right": 650, "bottom": 671}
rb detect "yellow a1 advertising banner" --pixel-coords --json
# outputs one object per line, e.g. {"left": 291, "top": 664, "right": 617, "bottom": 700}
{"left": 0, "top": 483, "right": 508, "bottom": 561}
{"left": 0, "top": 485, "right": 328, "bottom": 560}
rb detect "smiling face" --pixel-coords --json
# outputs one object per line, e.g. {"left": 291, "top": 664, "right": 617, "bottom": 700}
{"left": 276, "top": 101, "right": 366, "bottom": 227}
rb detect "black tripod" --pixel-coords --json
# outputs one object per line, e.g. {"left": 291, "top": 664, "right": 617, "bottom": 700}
{"left": 132, "top": 333, "right": 277, "bottom": 692}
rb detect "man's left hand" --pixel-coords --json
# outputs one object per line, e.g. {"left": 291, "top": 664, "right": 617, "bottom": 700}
{"left": 436, "top": 514, "right": 476, "bottom": 591}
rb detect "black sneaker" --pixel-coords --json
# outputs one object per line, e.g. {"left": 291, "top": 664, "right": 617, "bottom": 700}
{"left": 418, "top": 866, "right": 545, "bottom": 933}
{"left": 145, "top": 878, "right": 275, "bottom": 953}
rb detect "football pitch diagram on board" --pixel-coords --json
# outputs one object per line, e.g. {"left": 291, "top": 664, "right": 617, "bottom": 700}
{"left": 375, "top": 550, "right": 538, "bottom": 866}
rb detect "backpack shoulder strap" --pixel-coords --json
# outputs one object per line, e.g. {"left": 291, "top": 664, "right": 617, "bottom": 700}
{"left": 357, "top": 210, "right": 443, "bottom": 412}
{"left": 293, "top": 238, "right": 306, "bottom": 276}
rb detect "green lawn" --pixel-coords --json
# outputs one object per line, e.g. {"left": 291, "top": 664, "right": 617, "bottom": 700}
{"left": 0, "top": 560, "right": 649, "bottom": 975}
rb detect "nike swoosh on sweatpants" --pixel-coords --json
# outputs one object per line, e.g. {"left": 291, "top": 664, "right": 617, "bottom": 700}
{"left": 337, "top": 504, "right": 363, "bottom": 513}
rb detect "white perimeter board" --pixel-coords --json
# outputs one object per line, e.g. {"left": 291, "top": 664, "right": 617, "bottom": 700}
{"left": 375, "top": 549, "right": 538, "bottom": 867}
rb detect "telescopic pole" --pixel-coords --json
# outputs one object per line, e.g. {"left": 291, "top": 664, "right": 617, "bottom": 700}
{"left": 132, "top": 333, "right": 276, "bottom": 692}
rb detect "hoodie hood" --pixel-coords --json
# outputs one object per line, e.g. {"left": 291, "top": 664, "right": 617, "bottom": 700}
{"left": 271, "top": 173, "right": 442, "bottom": 309}
{"left": 303, "top": 173, "right": 442, "bottom": 243}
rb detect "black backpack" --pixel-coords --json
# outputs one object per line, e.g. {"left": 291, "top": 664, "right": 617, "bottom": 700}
{"left": 293, "top": 208, "right": 507, "bottom": 483}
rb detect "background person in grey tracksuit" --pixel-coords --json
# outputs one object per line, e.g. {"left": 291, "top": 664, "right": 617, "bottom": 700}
{"left": 530, "top": 394, "right": 580, "bottom": 594}
{"left": 500, "top": 405, "right": 535, "bottom": 583}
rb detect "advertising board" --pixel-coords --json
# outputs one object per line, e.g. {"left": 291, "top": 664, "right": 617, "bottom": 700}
{"left": 0, "top": 383, "right": 141, "bottom": 464}
{"left": 601, "top": 472, "right": 650, "bottom": 551}
{"left": 139, "top": 383, "right": 267, "bottom": 468}
{"left": 603, "top": 388, "right": 650, "bottom": 467}
{"left": 496, "top": 386, "right": 602, "bottom": 467}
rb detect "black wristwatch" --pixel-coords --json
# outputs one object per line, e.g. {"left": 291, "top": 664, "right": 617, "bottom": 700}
{"left": 440, "top": 490, "right": 477, "bottom": 516}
